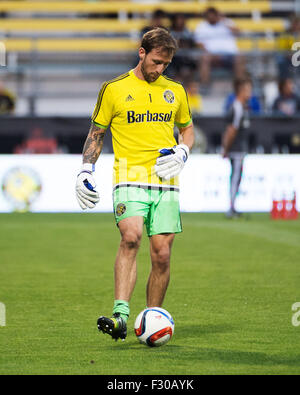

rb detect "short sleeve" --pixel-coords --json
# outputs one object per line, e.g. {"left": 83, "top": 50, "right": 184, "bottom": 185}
{"left": 175, "top": 85, "right": 192, "bottom": 128}
{"left": 231, "top": 101, "right": 243, "bottom": 129}
{"left": 92, "top": 82, "right": 114, "bottom": 128}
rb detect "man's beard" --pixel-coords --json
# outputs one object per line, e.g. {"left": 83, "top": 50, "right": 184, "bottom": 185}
{"left": 141, "top": 61, "right": 159, "bottom": 83}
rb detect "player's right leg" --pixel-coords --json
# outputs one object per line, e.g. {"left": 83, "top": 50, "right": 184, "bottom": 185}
{"left": 97, "top": 216, "right": 144, "bottom": 341}
{"left": 145, "top": 189, "right": 181, "bottom": 307}
{"left": 147, "top": 233, "right": 175, "bottom": 307}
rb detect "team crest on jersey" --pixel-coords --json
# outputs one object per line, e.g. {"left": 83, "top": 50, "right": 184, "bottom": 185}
{"left": 163, "top": 90, "right": 175, "bottom": 104}
{"left": 116, "top": 203, "right": 126, "bottom": 217}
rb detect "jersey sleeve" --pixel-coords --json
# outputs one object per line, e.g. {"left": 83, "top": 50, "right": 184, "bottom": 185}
{"left": 231, "top": 101, "right": 243, "bottom": 129}
{"left": 175, "top": 85, "right": 192, "bottom": 128}
{"left": 92, "top": 82, "right": 114, "bottom": 128}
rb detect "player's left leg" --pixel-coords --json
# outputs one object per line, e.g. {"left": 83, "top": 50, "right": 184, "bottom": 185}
{"left": 145, "top": 189, "right": 181, "bottom": 306}
{"left": 228, "top": 155, "right": 244, "bottom": 216}
{"left": 147, "top": 233, "right": 175, "bottom": 307}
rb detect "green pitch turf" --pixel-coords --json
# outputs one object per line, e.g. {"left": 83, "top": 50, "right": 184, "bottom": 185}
{"left": 0, "top": 213, "right": 300, "bottom": 375}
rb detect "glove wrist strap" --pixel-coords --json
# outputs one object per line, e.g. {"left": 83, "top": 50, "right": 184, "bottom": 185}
{"left": 177, "top": 144, "right": 189, "bottom": 158}
{"left": 82, "top": 163, "right": 95, "bottom": 173}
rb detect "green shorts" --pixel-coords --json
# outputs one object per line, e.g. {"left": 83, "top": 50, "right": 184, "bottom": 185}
{"left": 113, "top": 185, "right": 182, "bottom": 237}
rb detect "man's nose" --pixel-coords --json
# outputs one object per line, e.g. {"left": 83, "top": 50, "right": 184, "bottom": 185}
{"left": 156, "top": 64, "right": 165, "bottom": 74}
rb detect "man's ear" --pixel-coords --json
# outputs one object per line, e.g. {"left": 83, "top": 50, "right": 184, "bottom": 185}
{"left": 139, "top": 47, "right": 146, "bottom": 62}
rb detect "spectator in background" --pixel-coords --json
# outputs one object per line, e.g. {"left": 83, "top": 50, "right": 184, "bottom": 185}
{"left": 194, "top": 7, "right": 244, "bottom": 87}
{"left": 140, "top": 9, "right": 168, "bottom": 37}
{"left": 185, "top": 79, "right": 203, "bottom": 115}
{"left": 272, "top": 78, "right": 300, "bottom": 116}
{"left": 0, "top": 81, "right": 15, "bottom": 115}
{"left": 168, "top": 13, "right": 197, "bottom": 79}
{"left": 177, "top": 79, "right": 206, "bottom": 152}
{"left": 224, "top": 91, "right": 261, "bottom": 115}
{"left": 14, "top": 128, "right": 64, "bottom": 154}
{"left": 222, "top": 78, "right": 252, "bottom": 218}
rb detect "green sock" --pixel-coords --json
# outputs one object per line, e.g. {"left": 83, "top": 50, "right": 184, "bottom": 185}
{"left": 113, "top": 300, "right": 130, "bottom": 323}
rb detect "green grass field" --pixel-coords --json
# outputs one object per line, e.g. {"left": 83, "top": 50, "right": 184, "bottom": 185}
{"left": 0, "top": 213, "right": 300, "bottom": 375}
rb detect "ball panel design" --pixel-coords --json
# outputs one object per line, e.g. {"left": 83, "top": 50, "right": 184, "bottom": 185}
{"left": 134, "top": 310, "right": 147, "bottom": 337}
{"left": 146, "top": 326, "right": 173, "bottom": 347}
{"left": 134, "top": 307, "right": 174, "bottom": 347}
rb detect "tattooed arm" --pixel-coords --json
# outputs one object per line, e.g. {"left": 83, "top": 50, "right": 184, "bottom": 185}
{"left": 82, "top": 122, "right": 106, "bottom": 164}
{"left": 76, "top": 122, "right": 105, "bottom": 210}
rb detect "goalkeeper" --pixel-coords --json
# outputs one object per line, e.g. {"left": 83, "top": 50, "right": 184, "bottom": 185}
{"left": 76, "top": 28, "right": 194, "bottom": 341}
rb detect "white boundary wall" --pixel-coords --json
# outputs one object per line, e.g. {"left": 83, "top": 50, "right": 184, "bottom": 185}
{"left": 0, "top": 154, "right": 299, "bottom": 213}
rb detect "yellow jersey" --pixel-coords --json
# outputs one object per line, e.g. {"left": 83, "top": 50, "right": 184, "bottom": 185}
{"left": 92, "top": 69, "right": 192, "bottom": 188}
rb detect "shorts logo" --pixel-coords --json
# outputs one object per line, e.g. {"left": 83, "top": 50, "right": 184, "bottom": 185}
{"left": 163, "top": 90, "right": 175, "bottom": 104}
{"left": 116, "top": 203, "right": 126, "bottom": 216}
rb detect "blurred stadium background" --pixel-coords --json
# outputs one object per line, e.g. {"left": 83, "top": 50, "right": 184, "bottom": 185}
{"left": 0, "top": 0, "right": 299, "bottom": 213}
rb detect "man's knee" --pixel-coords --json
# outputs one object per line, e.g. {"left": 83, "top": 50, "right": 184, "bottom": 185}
{"left": 152, "top": 246, "right": 171, "bottom": 272}
{"left": 121, "top": 232, "right": 142, "bottom": 250}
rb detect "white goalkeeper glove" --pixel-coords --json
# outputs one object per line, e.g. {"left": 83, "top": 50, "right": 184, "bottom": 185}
{"left": 155, "top": 144, "right": 189, "bottom": 181}
{"left": 75, "top": 164, "right": 100, "bottom": 210}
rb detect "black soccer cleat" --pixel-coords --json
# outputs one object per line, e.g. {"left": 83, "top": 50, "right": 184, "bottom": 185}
{"left": 97, "top": 313, "right": 127, "bottom": 341}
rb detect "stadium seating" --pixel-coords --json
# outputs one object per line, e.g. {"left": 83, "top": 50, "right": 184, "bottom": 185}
{"left": 2, "top": 37, "right": 282, "bottom": 53}
{"left": 0, "top": 1, "right": 272, "bottom": 15}
{"left": 0, "top": 0, "right": 296, "bottom": 118}
{"left": 0, "top": 0, "right": 291, "bottom": 54}
{"left": 0, "top": 18, "right": 286, "bottom": 34}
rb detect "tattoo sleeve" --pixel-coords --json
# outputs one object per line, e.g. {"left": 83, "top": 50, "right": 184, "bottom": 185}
{"left": 82, "top": 122, "right": 106, "bottom": 164}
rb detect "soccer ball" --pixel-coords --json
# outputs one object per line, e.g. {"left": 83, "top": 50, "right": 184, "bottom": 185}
{"left": 134, "top": 307, "right": 175, "bottom": 347}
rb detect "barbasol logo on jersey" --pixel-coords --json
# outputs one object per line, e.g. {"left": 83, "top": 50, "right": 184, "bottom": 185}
{"left": 127, "top": 110, "right": 172, "bottom": 124}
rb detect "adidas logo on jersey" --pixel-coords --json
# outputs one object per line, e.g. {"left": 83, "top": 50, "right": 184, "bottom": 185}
{"left": 126, "top": 95, "right": 135, "bottom": 102}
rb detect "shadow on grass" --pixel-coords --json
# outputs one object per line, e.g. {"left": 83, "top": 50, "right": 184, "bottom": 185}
{"left": 100, "top": 324, "right": 300, "bottom": 369}
{"left": 174, "top": 323, "right": 235, "bottom": 339}
{"left": 102, "top": 323, "right": 234, "bottom": 352}
{"left": 109, "top": 344, "right": 300, "bottom": 368}
{"left": 179, "top": 348, "right": 300, "bottom": 368}
{"left": 111, "top": 341, "right": 182, "bottom": 352}
{"left": 96, "top": 322, "right": 300, "bottom": 369}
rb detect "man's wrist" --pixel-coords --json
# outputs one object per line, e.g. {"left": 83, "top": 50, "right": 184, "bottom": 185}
{"left": 82, "top": 163, "right": 95, "bottom": 173}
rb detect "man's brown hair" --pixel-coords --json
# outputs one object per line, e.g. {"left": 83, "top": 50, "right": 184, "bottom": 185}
{"left": 234, "top": 77, "right": 252, "bottom": 94}
{"left": 141, "top": 27, "right": 178, "bottom": 55}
